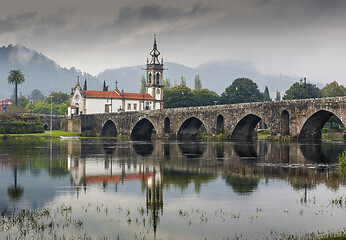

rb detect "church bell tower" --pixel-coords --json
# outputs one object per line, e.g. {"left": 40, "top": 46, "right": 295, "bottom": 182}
{"left": 146, "top": 35, "right": 164, "bottom": 107}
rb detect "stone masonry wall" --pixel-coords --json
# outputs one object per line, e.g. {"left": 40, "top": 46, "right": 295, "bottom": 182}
{"left": 72, "top": 97, "right": 346, "bottom": 140}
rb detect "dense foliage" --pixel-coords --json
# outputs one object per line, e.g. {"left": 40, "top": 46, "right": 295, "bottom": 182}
{"left": 321, "top": 81, "right": 346, "bottom": 97}
{"left": 0, "top": 114, "right": 43, "bottom": 134}
{"left": 164, "top": 84, "right": 193, "bottom": 108}
{"left": 26, "top": 100, "right": 70, "bottom": 115}
{"left": 163, "top": 84, "right": 220, "bottom": 108}
{"left": 29, "top": 89, "right": 45, "bottom": 101}
{"left": 220, "top": 78, "right": 263, "bottom": 104}
{"left": 283, "top": 82, "right": 322, "bottom": 100}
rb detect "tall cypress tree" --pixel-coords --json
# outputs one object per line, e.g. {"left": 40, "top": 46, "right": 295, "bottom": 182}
{"left": 103, "top": 80, "right": 108, "bottom": 91}
{"left": 275, "top": 91, "right": 281, "bottom": 101}
{"left": 139, "top": 76, "right": 146, "bottom": 93}
{"left": 194, "top": 74, "right": 202, "bottom": 90}
{"left": 83, "top": 79, "right": 87, "bottom": 91}
{"left": 263, "top": 86, "right": 271, "bottom": 101}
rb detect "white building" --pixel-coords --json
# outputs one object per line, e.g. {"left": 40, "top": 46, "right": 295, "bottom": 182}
{"left": 68, "top": 36, "right": 165, "bottom": 116}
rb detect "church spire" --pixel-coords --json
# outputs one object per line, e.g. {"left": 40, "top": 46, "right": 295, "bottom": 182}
{"left": 149, "top": 35, "right": 160, "bottom": 64}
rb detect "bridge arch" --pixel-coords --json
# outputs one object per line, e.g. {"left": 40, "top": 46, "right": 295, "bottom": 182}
{"left": 216, "top": 114, "right": 224, "bottom": 134}
{"left": 163, "top": 117, "right": 170, "bottom": 134}
{"left": 231, "top": 114, "right": 265, "bottom": 141}
{"left": 100, "top": 120, "right": 117, "bottom": 137}
{"left": 281, "top": 110, "right": 289, "bottom": 136}
{"left": 299, "top": 110, "right": 344, "bottom": 140}
{"left": 131, "top": 118, "right": 155, "bottom": 141}
{"left": 43, "top": 124, "right": 49, "bottom": 131}
{"left": 177, "top": 117, "right": 206, "bottom": 140}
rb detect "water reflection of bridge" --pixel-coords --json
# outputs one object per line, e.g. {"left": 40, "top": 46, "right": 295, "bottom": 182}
{"left": 66, "top": 140, "right": 346, "bottom": 194}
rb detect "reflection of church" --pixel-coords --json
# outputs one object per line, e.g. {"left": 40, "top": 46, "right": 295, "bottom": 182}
{"left": 68, "top": 36, "right": 165, "bottom": 115}
{"left": 67, "top": 152, "right": 163, "bottom": 232}
{"left": 146, "top": 167, "right": 163, "bottom": 233}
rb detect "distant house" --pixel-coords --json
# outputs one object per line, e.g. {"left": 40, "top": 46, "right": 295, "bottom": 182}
{"left": 68, "top": 36, "right": 165, "bottom": 116}
{"left": 0, "top": 99, "right": 13, "bottom": 112}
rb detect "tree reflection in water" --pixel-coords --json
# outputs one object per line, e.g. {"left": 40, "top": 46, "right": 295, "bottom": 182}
{"left": 223, "top": 175, "right": 259, "bottom": 195}
{"left": 7, "top": 161, "right": 24, "bottom": 201}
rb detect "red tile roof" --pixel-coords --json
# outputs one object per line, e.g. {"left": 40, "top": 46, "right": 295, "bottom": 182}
{"left": 83, "top": 90, "right": 155, "bottom": 100}
{"left": 84, "top": 91, "right": 121, "bottom": 98}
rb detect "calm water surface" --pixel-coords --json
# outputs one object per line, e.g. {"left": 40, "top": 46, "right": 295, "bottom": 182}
{"left": 0, "top": 139, "right": 346, "bottom": 239}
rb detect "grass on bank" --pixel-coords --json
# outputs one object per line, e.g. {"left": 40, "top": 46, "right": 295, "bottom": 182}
{"left": 0, "top": 130, "right": 80, "bottom": 139}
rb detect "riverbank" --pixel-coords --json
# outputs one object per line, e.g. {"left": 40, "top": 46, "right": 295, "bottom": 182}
{"left": 1, "top": 130, "right": 344, "bottom": 142}
{"left": 0, "top": 130, "right": 80, "bottom": 139}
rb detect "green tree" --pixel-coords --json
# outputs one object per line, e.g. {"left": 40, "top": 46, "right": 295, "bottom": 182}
{"left": 163, "top": 84, "right": 193, "bottom": 108}
{"left": 17, "top": 94, "right": 29, "bottom": 108}
{"left": 83, "top": 79, "right": 87, "bottom": 91}
{"left": 321, "top": 81, "right": 346, "bottom": 97}
{"left": 194, "top": 74, "right": 202, "bottom": 90}
{"left": 181, "top": 76, "right": 186, "bottom": 86}
{"left": 47, "top": 91, "right": 69, "bottom": 104}
{"left": 275, "top": 91, "right": 281, "bottom": 101}
{"left": 283, "top": 82, "right": 321, "bottom": 100}
{"left": 192, "top": 89, "right": 220, "bottom": 106}
{"left": 320, "top": 81, "right": 346, "bottom": 129}
{"left": 263, "top": 86, "right": 271, "bottom": 101}
{"left": 7, "top": 69, "right": 25, "bottom": 106}
{"left": 29, "top": 89, "right": 45, "bottom": 101}
{"left": 140, "top": 76, "right": 146, "bottom": 93}
{"left": 163, "top": 78, "right": 171, "bottom": 90}
{"left": 26, "top": 99, "right": 70, "bottom": 115}
{"left": 220, "top": 78, "right": 263, "bottom": 104}
{"left": 103, "top": 80, "right": 109, "bottom": 91}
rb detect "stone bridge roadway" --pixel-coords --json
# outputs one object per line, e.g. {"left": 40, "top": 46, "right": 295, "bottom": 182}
{"left": 77, "top": 97, "right": 346, "bottom": 141}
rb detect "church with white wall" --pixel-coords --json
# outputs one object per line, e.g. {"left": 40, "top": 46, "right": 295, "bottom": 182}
{"left": 68, "top": 36, "right": 165, "bottom": 116}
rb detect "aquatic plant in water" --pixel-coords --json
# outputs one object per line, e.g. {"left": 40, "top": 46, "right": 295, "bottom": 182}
{"left": 338, "top": 151, "right": 346, "bottom": 175}
{"left": 0, "top": 204, "right": 84, "bottom": 239}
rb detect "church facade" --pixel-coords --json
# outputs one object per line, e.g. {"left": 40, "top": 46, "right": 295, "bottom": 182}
{"left": 68, "top": 37, "right": 165, "bottom": 116}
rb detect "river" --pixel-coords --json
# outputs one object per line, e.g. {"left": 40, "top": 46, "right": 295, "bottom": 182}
{"left": 0, "top": 139, "right": 345, "bottom": 239}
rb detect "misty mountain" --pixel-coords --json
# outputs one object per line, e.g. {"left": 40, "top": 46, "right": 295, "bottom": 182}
{"left": 0, "top": 44, "right": 301, "bottom": 100}
{"left": 0, "top": 44, "right": 101, "bottom": 99}
{"left": 98, "top": 61, "right": 298, "bottom": 97}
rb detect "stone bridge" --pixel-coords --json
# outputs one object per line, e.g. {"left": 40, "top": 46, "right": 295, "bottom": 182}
{"left": 71, "top": 97, "right": 346, "bottom": 141}
{"left": 37, "top": 114, "right": 65, "bottom": 131}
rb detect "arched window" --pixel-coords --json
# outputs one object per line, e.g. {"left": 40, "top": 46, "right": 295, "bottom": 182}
{"left": 149, "top": 73, "right": 152, "bottom": 84}
{"left": 156, "top": 73, "right": 160, "bottom": 85}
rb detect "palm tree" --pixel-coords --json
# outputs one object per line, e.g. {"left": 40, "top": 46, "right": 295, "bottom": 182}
{"left": 7, "top": 69, "right": 25, "bottom": 106}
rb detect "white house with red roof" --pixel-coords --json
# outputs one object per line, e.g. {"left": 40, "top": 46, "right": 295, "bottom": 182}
{"left": 68, "top": 36, "right": 165, "bottom": 115}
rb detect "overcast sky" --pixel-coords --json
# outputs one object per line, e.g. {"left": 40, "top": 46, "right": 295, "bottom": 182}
{"left": 1, "top": 0, "right": 346, "bottom": 85}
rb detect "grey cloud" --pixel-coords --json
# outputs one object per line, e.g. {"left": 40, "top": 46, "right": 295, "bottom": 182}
{"left": 0, "top": 12, "right": 38, "bottom": 34}
{"left": 108, "top": 2, "right": 213, "bottom": 32}
{"left": 33, "top": 15, "right": 66, "bottom": 34}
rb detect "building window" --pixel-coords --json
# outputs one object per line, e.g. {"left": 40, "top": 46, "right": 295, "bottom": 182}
{"left": 128, "top": 103, "right": 131, "bottom": 110}
{"left": 105, "top": 104, "right": 109, "bottom": 113}
{"left": 156, "top": 73, "right": 160, "bottom": 85}
{"left": 133, "top": 104, "right": 137, "bottom": 110}
{"left": 145, "top": 102, "right": 149, "bottom": 110}
{"left": 149, "top": 73, "right": 152, "bottom": 84}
